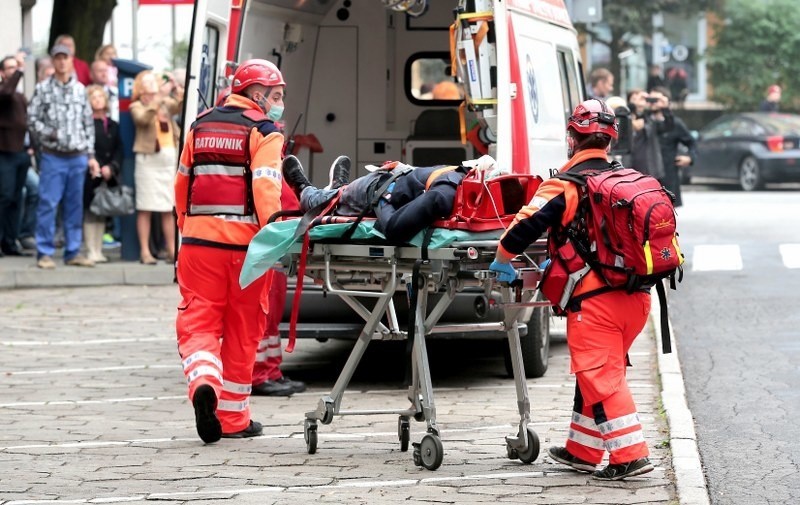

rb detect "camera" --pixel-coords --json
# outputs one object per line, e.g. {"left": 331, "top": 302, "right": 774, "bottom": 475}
{"left": 645, "top": 96, "right": 659, "bottom": 104}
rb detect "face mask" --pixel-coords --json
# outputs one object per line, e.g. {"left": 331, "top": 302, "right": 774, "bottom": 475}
{"left": 267, "top": 103, "right": 284, "bottom": 122}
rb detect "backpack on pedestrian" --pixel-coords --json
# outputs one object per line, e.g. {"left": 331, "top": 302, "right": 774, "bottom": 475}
{"left": 544, "top": 161, "right": 684, "bottom": 352}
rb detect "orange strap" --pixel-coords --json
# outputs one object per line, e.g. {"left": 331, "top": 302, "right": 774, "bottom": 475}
{"left": 474, "top": 21, "right": 489, "bottom": 52}
{"left": 425, "top": 165, "right": 459, "bottom": 191}
{"left": 449, "top": 21, "right": 458, "bottom": 77}
{"left": 459, "top": 101, "right": 467, "bottom": 145}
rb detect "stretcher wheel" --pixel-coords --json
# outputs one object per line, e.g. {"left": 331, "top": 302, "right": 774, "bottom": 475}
{"left": 321, "top": 400, "right": 335, "bottom": 425}
{"left": 516, "top": 427, "right": 540, "bottom": 464}
{"left": 398, "top": 417, "right": 410, "bottom": 452}
{"left": 506, "top": 445, "right": 518, "bottom": 460}
{"left": 412, "top": 434, "right": 443, "bottom": 470}
{"left": 304, "top": 419, "right": 318, "bottom": 454}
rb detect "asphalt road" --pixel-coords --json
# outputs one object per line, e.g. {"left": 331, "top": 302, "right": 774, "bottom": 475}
{"left": 670, "top": 186, "right": 800, "bottom": 505}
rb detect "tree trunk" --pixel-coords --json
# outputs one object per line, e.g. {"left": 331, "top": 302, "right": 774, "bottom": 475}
{"left": 49, "top": 0, "right": 117, "bottom": 61}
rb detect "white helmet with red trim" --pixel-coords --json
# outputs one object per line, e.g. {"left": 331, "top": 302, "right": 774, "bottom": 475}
{"left": 567, "top": 99, "right": 619, "bottom": 140}
{"left": 231, "top": 59, "right": 285, "bottom": 94}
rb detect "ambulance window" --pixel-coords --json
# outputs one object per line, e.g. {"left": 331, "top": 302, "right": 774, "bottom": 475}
{"left": 557, "top": 49, "right": 581, "bottom": 118}
{"left": 199, "top": 25, "right": 220, "bottom": 113}
{"left": 405, "top": 52, "right": 464, "bottom": 106}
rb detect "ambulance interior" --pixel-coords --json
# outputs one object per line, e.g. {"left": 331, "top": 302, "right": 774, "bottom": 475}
{"left": 199, "top": 0, "right": 480, "bottom": 188}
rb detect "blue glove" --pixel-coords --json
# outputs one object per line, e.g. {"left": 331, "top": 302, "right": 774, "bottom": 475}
{"left": 490, "top": 260, "right": 518, "bottom": 283}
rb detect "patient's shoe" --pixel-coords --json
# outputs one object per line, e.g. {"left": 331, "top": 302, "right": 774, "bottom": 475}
{"left": 328, "top": 155, "right": 351, "bottom": 190}
{"left": 282, "top": 155, "right": 313, "bottom": 196}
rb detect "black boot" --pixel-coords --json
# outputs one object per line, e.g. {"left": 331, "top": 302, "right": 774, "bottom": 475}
{"left": 329, "top": 155, "right": 351, "bottom": 190}
{"left": 282, "top": 155, "right": 312, "bottom": 196}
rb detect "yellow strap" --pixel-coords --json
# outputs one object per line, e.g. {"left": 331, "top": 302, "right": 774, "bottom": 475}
{"left": 673, "top": 237, "right": 685, "bottom": 266}
{"left": 468, "top": 98, "right": 498, "bottom": 106}
{"left": 458, "top": 11, "right": 494, "bottom": 22}
{"left": 644, "top": 240, "right": 654, "bottom": 275}
{"left": 425, "top": 166, "right": 459, "bottom": 191}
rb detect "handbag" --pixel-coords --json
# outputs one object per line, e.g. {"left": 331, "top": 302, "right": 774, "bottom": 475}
{"left": 90, "top": 180, "right": 135, "bottom": 217}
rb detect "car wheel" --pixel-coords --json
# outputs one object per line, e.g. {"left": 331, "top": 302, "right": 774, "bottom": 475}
{"left": 739, "top": 156, "right": 764, "bottom": 191}
{"left": 503, "top": 295, "right": 550, "bottom": 379}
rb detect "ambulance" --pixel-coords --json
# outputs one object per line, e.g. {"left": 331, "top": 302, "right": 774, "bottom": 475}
{"left": 183, "top": 0, "right": 587, "bottom": 378}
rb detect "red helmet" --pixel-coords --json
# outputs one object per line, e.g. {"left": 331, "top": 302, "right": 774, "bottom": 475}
{"left": 567, "top": 99, "right": 618, "bottom": 140}
{"left": 231, "top": 59, "right": 285, "bottom": 94}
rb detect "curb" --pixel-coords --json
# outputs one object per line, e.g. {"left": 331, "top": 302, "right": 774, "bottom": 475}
{"left": 0, "top": 263, "right": 174, "bottom": 289}
{"left": 652, "top": 291, "right": 710, "bottom": 505}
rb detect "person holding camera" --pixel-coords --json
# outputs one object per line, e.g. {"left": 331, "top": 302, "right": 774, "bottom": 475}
{"left": 651, "top": 87, "right": 695, "bottom": 207}
{"left": 626, "top": 89, "right": 673, "bottom": 180}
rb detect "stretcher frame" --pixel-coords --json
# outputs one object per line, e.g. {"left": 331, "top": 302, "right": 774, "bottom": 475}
{"left": 282, "top": 233, "right": 550, "bottom": 470}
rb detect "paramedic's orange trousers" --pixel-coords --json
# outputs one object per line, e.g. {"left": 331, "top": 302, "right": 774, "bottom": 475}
{"left": 176, "top": 244, "right": 268, "bottom": 434}
{"left": 252, "top": 270, "right": 287, "bottom": 384}
{"left": 564, "top": 290, "right": 651, "bottom": 465}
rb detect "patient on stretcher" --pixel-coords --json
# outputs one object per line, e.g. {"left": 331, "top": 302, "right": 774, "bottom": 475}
{"left": 282, "top": 154, "right": 513, "bottom": 243}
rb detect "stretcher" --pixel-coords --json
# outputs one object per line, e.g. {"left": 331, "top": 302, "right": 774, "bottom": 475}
{"left": 241, "top": 218, "right": 551, "bottom": 470}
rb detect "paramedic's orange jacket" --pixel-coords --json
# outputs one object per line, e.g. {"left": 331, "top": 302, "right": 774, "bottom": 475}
{"left": 175, "top": 94, "right": 283, "bottom": 248}
{"left": 497, "top": 148, "right": 610, "bottom": 298}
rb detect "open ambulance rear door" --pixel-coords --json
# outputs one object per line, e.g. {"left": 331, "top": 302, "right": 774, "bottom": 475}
{"left": 181, "top": 0, "right": 238, "bottom": 139}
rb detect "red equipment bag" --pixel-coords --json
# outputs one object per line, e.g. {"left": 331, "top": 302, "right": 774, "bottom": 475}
{"left": 433, "top": 169, "right": 542, "bottom": 231}
{"left": 557, "top": 165, "right": 684, "bottom": 289}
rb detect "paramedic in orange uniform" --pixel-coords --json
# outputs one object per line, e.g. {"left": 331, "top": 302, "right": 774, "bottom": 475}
{"left": 174, "top": 59, "right": 286, "bottom": 443}
{"left": 489, "top": 99, "right": 655, "bottom": 480}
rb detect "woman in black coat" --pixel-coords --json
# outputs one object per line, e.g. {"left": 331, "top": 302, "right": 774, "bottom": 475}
{"left": 83, "top": 85, "right": 123, "bottom": 262}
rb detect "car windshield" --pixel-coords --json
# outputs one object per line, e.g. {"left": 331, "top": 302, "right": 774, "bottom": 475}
{"left": 754, "top": 114, "right": 800, "bottom": 135}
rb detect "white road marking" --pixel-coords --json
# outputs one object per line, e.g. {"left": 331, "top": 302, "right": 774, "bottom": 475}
{"left": 779, "top": 244, "right": 800, "bottom": 268}
{"left": 0, "top": 380, "right": 652, "bottom": 409}
{"left": 0, "top": 336, "right": 172, "bottom": 347}
{"left": 1, "top": 423, "right": 565, "bottom": 451}
{"left": 2, "top": 470, "right": 550, "bottom": 504}
{"left": 691, "top": 244, "right": 742, "bottom": 271}
{"left": 2, "top": 364, "right": 176, "bottom": 375}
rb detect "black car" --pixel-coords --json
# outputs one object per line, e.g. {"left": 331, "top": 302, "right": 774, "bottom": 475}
{"left": 686, "top": 112, "right": 800, "bottom": 190}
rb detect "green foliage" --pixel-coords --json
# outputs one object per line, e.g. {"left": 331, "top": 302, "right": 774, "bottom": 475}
{"left": 172, "top": 39, "right": 190, "bottom": 70}
{"left": 575, "top": 0, "right": 720, "bottom": 91}
{"left": 708, "top": 0, "right": 800, "bottom": 111}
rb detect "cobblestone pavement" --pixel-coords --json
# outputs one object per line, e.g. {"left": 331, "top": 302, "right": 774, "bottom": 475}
{"left": 0, "top": 285, "right": 676, "bottom": 504}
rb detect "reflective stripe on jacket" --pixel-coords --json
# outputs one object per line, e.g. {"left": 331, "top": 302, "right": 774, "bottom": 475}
{"left": 175, "top": 94, "right": 283, "bottom": 249}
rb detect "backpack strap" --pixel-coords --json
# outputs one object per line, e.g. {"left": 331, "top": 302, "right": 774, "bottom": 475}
{"left": 655, "top": 280, "right": 672, "bottom": 354}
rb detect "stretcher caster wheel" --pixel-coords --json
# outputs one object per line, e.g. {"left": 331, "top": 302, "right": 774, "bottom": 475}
{"left": 304, "top": 419, "right": 318, "bottom": 454}
{"left": 506, "top": 445, "right": 518, "bottom": 460}
{"left": 321, "top": 400, "right": 335, "bottom": 425}
{"left": 398, "top": 417, "right": 410, "bottom": 452}
{"left": 412, "top": 434, "right": 443, "bottom": 470}
{"left": 517, "top": 427, "right": 540, "bottom": 464}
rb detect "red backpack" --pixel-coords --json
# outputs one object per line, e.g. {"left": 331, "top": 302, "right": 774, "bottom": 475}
{"left": 556, "top": 162, "right": 684, "bottom": 352}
